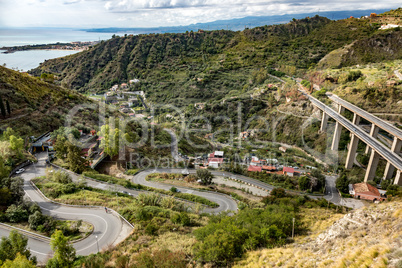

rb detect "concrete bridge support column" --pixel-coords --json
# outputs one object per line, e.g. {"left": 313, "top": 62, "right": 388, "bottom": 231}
{"left": 383, "top": 137, "right": 402, "bottom": 180}
{"left": 352, "top": 113, "right": 361, "bottom": 125}
{"left": 365, "top": 124, "right": 379, "bottom": 154}
{"left": 320, "top": 111, "right": 329, "bottom": 132}
{"left": 345, "top": 134, "right": 359, "bottom": 169}
{"left": 394, "top": 170, "right": 402, "bottom": 186}
{"left": 331, "top": 105, "right": 345, "bottom": 151}
{"left": 364, "top": 150, "right": 380, "bottom": 182}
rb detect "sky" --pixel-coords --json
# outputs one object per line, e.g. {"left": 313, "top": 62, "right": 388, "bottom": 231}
{"left": 0, "top": 0, "right": 400, "bottom": 28}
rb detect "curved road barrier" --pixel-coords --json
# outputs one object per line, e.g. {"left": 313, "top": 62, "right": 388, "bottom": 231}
{"left": 0, "top": 153, "right": 133, "bottom": 264}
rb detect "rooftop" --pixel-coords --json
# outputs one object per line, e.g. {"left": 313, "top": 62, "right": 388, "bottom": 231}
{"left": 248, "top": 165, "right": 262, "bottom": 172}
{"left": 283, "top": 167, "right": 295, "bottom": 173}
{"left": 353, "top": 182, "right": 381, "bottom": 196}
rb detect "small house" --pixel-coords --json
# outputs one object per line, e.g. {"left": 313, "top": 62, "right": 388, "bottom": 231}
{"left": 351, "top": 182, "right": 386, "bottom": 202}
{"left": 282, "top": 167, "right": 295, "bottom": 177}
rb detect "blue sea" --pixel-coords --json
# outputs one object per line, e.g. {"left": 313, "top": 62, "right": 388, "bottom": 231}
{"left": 0, "top": 28, "right": 121, "bottom": 71}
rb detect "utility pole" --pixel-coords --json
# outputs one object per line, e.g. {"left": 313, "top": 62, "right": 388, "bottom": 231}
{"left": 292, "top": 218, "right": 295, "bottom": 239}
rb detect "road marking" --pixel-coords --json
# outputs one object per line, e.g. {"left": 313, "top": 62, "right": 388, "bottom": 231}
{"left": 23, "top": 189, "right": 111, "bottom": 253}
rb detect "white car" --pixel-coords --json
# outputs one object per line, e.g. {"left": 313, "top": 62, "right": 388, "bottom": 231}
{"left": 15, "top": 168, "right": 25, "bottom": 174}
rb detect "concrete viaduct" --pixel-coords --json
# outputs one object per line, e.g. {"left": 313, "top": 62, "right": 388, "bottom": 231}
{"left": 301, "top": 91, "right": 402, "bottom": 185}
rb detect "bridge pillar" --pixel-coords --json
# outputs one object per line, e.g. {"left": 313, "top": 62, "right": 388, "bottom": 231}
{"left": 364, "top": 150, "right": 380, "bottom": 182}
{"left": 331, "top": 105, "right": 345, "bottom": 151}
{"left": 394, "top": 170, "right": 402, "bottom": 186}
{"left": 352, "top": 113, "right": 361, "bottom": 125}
{"left": 331, "top": 122, "right": 342, "bottom": 151}
{"left": 365, "top": 124, "right": 379, "bottom": 154}
{"left": 383, "top": 137, "right": 402, "bottom": 180}
{"left": 320, "top": 111, "right": 329, "bottom": 132}
{"left": 345, "top": 134, "right": 359, "bottom": 169}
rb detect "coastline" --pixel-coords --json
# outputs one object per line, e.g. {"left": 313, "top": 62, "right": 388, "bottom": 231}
{"left": 1, "top": 48, "right": 85, "bottom": 54}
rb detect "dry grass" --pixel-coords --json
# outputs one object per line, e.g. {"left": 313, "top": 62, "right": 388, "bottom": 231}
{"left": 234, "top": 201, "right": 402, "bottom": 268}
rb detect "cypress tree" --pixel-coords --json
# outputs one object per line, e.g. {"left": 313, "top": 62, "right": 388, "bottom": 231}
{"left": 0, "top": 96, "right": 6, "bottom": 117}
{"left": 5, "top": 99, "right": 10, "bottom": 115}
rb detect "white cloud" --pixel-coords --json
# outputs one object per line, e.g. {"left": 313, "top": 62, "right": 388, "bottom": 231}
{"left": 0, "top": 0, "right": 400, "bottom": 28}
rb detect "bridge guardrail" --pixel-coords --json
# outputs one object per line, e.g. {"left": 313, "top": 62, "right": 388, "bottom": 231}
{"left": 0, "top": 222, "right": 50, "bottom": 243}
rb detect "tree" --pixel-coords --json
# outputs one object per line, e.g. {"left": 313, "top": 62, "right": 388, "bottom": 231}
{"left": 0, "top": 230, "right": 34, "bottom": 265}
{"left": 0, "top": 188, "right": 12, "bottom": 206}
{"left": 54, "top": 135, "right": 68, "bottom": 159}
{"left": 386, "top": 185, "right": 401, "bottom": 197}
{"left": 5, "top": 204, "right": 28, "bottom": 223}
{"left": 66, "top": 142, "right": 87, "bottom": 173}
{"left": 0, "top": 157, "right": 10, "bottom": 179}
{"left": 2, "top": 128, "right": 15, "bottom": 141}
{"left": 46, "top": 230, "right": 76, "bottom": 268}
{"left": 9, "top": 177, "right": 24, "bottom": 203}
{"left": 196, "top": 169, "right": 213, "bottom": 185}
{"left": 270, "top": 188, "right": 286, "bottom": 198}
{"left": 98, "top": 124, "right": 120, "bottom": 158}
{"left": 28, "top": 211, "right": 44, "bottom": 230}
{"left": 335, "top": 174, "right": 349, "bottom": 194}
{"left": 1, "top": 253, "right": 36, "bottom": 268}
{"left": 0, "top": 96, "right": 5, "bottom": 118}
{"left": 298, "top": 176, "right": 311, "bottom": 191}
{"left": 5, "top": 100, "right": 10, "bottom": 116}
{"left": 9, "top": 135, "right": 24, "bottom": 157}
{"left": 310, "top": 169, "right": 325, "bottom": 192}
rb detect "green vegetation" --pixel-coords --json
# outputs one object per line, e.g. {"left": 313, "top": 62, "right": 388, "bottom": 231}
{"left": 0, "top": 95, "right": 6, "bottom": 118}
{"left": 193, "top": 190, "right": 338, "bottom": 266}
{"left": 83, "top": 171, "right": 140, "bottom": 189}
{"left": 0, "top": 66, "right": 92, "bottom": 137}
{"left": 31, "top": 12, "right": 402, "bottom": 108}
{"left": 46, "top": 230, "right": 76, "bottom": 268}
{"left": 196, "top": 169, "right": 213, "bottom": 185}
{"left": 98, "top": 124, "right": 121, "bottom": 158}
{"left": 0, "top": 231, "right": 36, "bottom": 266}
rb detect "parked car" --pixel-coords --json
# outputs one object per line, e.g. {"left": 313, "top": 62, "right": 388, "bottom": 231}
{"left": 15, "top": 168, "right": 25, "bottom": 174}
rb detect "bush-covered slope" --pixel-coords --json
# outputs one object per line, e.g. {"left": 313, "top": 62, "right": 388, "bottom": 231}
{"left": 234, "top": 200, "right": 402, "bottom": 267}
{"left": 30, "top": 14, "right": 393, "bottom": 106}
{"left": 0, "top": 66, "right": 92, "bottom": 136}
{"left": 318, "top": 30, "right": 402, "bottom": 69}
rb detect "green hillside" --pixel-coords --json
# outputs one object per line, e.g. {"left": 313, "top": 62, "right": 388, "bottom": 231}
{"left": 29, "top": 13, "right": 402, "bottom": 107}
{"left": 0, "top": 66, "right": 93, "bottom": 136}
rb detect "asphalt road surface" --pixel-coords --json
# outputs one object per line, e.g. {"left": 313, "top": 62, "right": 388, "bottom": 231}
{"left": 1, "top": 153, "right": 132, "bottom": 264}
{"left": 132, "top": 169, "right": 239, "bottom": 213}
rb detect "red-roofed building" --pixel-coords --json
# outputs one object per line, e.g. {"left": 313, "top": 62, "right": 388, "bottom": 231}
{"left": 207, "top": 151, "right": 225, "bottom": 168}
{"left": 263, "top": 165, "right": 277, "bottom": 171}
{"left": 250, "top": 159, "right": 261, "bottom": 166}
{"left": 208, "top": 158, "right": 224, "bottom": 169}
{"left": 350, "top": 183, "right": 386, "bottom": 202}
{"left": 248, "top": 165, "right": 262, "bottom": 172}
{"left": 282, "top": 167, "right": 295, "bottom": 177}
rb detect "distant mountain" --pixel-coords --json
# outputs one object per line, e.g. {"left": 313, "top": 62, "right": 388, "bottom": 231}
{"left": 84, "top": 9, "right": 390, "bottom": 34}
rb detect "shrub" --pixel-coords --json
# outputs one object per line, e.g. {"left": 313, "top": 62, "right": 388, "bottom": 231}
{"left": 144, "top": 223, "right": 159, "bottom": 236}
{"left": 28, "top": 211, "right": 44, "bottom": 230}
{"left": 298, "top": 176, "right": 311, "bottom": 191}
{"left": 125, "top": 169, "right": 139, "bottom": 175}
{"left": 196, "top": 169, "right": 213, "bottom": 185}
{"left": 5, "top": 205, "right": 28, "bottom": 223}
{"left": 170, "top": 187, "right": 178, "bottom": 193}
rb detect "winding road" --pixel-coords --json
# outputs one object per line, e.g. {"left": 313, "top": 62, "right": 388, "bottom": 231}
{"left": 1, "top": 153, "right": 133, "bottom": 264}
{"left": 1, "top": 150, "right": 362, "bottom": 263}
{"left": 132, "top": 169, "right": 238, "bottom": 213}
